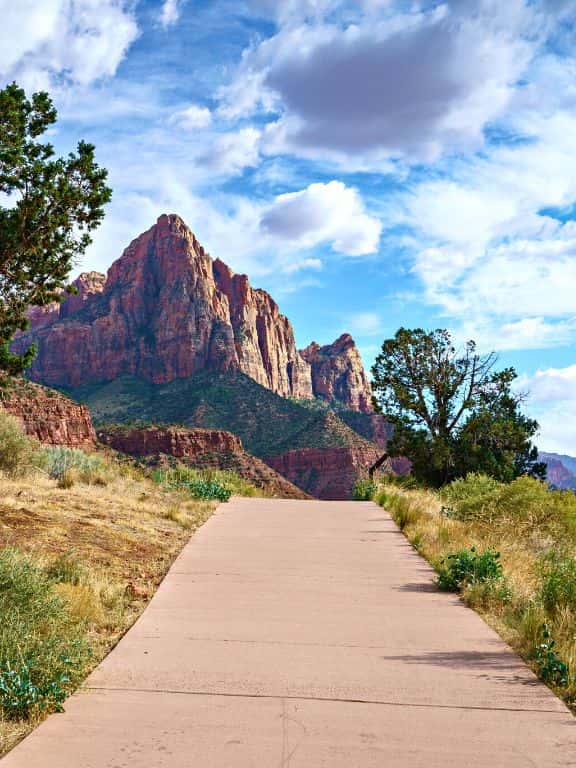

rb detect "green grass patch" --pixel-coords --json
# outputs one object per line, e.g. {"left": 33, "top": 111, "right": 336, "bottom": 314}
{"left": 0, "top": 549, "right": 92, "bottom": 719}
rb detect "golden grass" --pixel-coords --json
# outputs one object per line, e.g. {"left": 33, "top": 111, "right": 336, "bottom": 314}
{"left": 0, "top": 467, "right": 215, "bottom": 755}
{"left": 375, "top": 481, "right": 576, "bottom": 711}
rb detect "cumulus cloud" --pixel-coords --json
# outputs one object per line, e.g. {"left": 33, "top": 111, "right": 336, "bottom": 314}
{"left": 220, "top": 1, "right": 542, "bottom": 164}
{"left": 160, "top": 0, "right": 181, "bottom": 28}
{"left": 515, "top": 365, "right": 576, "bottom": 454}
{"left": 519, "top": 365, "right": 576, "bottom": 403}
{"left": 168, "top": 104, "right": 212, "bottom": 130}
{"left": 260, "top": 181, "right": 382, "bottom": 256}
{"left": 0, "top": 0, "right": 139, "bottom": 89}
{"left": 201, "top": 127, "right": 262, "bottom": 175}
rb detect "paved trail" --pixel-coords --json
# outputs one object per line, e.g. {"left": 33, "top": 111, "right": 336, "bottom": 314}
{"left": 3, "top": 498, "right": 575, "bottom": 766}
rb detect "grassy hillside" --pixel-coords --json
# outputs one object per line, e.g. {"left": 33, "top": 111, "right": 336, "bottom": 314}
{"left": 270, "top": 409, "right": 378, "bottom": 455}
{"left": 62, "top": 372, "right": 379, "bottom": 457}
{"left": 0, "top": 410, "right": 261, "bottom": 756}
{"left": 372, "top": 474, "right": 576, "bottom": 711}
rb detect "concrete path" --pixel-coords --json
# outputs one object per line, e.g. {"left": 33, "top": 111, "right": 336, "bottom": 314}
{"left": 3, "top": 498, "right": 575, "bottom": 766}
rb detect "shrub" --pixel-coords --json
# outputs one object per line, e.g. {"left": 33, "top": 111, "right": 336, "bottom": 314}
{"left": 44, "top": 447, "right": 103, "bottom": 483}
{"left": 153, "top": 468, "right": 232, "bottom": 502}
{"left": 0, "top": 411, "right": 44, "bottom": 478}
{"left": 46, "top": 552, "right": 87, "bottom": 587}
{"left": 437, "top": 547, "right": 503, "bottom": 592}
{"left": 538, "top": 550, "right": 576, "bottom": 615}
{"left": 0, "top": 549, "right": 91, "bottom": 719}
{"left": 440, "top": 473, "right": 501, "bottom": 521}
{"left": 532, "top": 623, "right": 569, "bottom": 687}
{"left": 353, "top": 478, "right": 376, "bottom": 501}
{"left": 441, "top": 473, "right": 576, "bottom": 538}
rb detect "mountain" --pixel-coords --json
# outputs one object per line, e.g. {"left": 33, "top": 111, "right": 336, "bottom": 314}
{"left": 300, "top": 334, "right": 373, "bottom": 412}
{"left": 539, "top": 452, "right": 576, "bottom": 490}
{"left": 14, "top": 214, "right": 370, "bottom": 411}
{"left": 12, "top": 214, "right": 392, "bottom": 498}
{"left": 61, "top": 371, "right": 392, "bottom": 498}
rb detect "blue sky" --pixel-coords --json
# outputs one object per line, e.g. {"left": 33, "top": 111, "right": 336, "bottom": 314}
{"left": 2, "top": 0, "right": 576, "bottom": 453}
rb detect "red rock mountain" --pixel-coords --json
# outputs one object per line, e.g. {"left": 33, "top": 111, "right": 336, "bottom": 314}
{"left": 300, "top": 334, "right": 373, "bottom": 413}
{"left": 15, "top": 214, "right": 372, "bottom": 411}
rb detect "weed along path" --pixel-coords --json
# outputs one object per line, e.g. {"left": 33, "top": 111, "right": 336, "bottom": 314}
{"left": 3, "top": 498, "right": 575, "bottom": 766}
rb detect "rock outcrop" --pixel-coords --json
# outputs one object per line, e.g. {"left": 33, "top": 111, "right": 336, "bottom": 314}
{"left": 100, "top": 425, "right": 243, "bottom": 459}
{"left": 99, "top": 424, "right": 310, "bottom": 499}
{"left": 266, "top": 445, "right": 382, "bottom": 500}
{"left": 301, "top": 334, "right": 373, "bottom": 412}
{"left": 15, "top": 215, "right": 375, "bottom": 411}
{"left": 15, "top": 215, "right": 314, "bottom": 399}
{"left": 1, "top": 380, "right": 96, "bottom": 447}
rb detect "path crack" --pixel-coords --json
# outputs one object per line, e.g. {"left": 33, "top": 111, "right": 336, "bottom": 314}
{"left": 87, "top": 685, "right": 569, "bottom": 716}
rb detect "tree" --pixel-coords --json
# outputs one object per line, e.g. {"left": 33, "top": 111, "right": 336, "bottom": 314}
{"left": 0, "top": 82, "right": 111, "bottom": 379}
{"left": 371, "top": 328, "right": 545, "bottom": 487}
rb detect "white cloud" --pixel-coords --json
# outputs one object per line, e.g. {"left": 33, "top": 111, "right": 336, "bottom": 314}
{"left": 518, "top": 365, "right": 576, "bottom": 403}
{"left": 168, "top": 104, "right": 212, "bottom": 130}
{"left": 260, "top": 181, "right": 382, "bottom": 256}
{"left": 201, "top": 127, "right": 261, "bottom": 175}
{"left": 516, "top": 366, "right": 576, "bottom": 454}
{"left": 0, "top": 0, "right": 139, "bottom": 89}
{"left": 160, "top": 0, "right": 181, "bottom": 28}
{"left": 220, "top": 1, "right": 541, "bottom": 166}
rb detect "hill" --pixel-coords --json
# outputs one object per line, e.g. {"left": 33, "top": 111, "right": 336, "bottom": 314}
{"left": 61, "top": 371, "right": 390, "bottom": 498}
{"left": 539, "top": 452, "right": 576, "bottom": 490}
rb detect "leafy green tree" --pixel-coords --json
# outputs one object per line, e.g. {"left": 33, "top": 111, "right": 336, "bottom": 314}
{"left": 0, "top": 82, "right": 111, "bottom": 379}
{"left": 371, "top": 328, "right": 545, "bottom": 487}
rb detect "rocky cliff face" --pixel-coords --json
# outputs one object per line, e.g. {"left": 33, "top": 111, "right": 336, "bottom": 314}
{"left": 266, "top": 445, "right": 382, "bottom": 500}
{"left": 15, "top": 215, "right": 374, "bottom": 411}
{"left": 15, "top": 215, "right": 313, "bottom": 398}
{"left": 99, "top": 424, "right": 310, "bottom": 499}
{"left": 301, "top": 334, "right": 373, "bottom": 413}
{"left": 100, "top": 425, "right": 243, "bottom": 459}
{"left": 1, "top": 380, "right": 96, "bottom": 447}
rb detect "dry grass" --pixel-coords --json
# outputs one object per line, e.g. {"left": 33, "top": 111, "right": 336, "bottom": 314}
{"left": 0, "top": 467, "right": 215, "bottom": 755}
{"left": 375, "top": 479, "right": 576, "bottom": 710}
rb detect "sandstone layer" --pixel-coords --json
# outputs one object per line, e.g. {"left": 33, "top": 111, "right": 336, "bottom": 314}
{"left": 301, "top": 334, "right": 374, "bottom": 413}
{"left": 265, "top": 445, "right": 382, "bottom": 500}
{"left": 1, "top": 380, "right": 96, "bottom": 447}
{"left": 99, "top": 424, "right": 309, "bottom": 499}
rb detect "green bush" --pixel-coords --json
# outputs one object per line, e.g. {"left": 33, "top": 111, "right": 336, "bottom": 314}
{"left": 153, "top": 468, "right": 232, "bottom": 502}
{"left": 437, "top": 547, "right": 503, "bottom": 592}
{"left": 44, "top": 446, "right": 103, "bottom": 481}
{"left": 0, "top": 549, "right": 91, "bottom": 719}
{"left": 538, "top": 550, "right": 576, "bottom": 615}
{"left": 0, "top": 411, "right": 44, "bottom": 478}
{"left": 46, "top": 552, "right": 87, "bottom": 587}
{"left": 353, "top": 478, "right": 376, "bottom": 501}
{"left": 532, "top": 623, "right": 569, "bottom": 687}
{"left": 441, "top": 473, "right": 576, "bottom": 537}
{"left": 440, "top": 473, "right": 501, "bottom": 521}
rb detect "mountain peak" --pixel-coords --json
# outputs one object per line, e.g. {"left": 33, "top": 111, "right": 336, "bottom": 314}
{"left": 301, "top": 334, "right": 373, "bottom": 412}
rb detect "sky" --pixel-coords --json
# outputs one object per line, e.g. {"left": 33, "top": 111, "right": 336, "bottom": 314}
{"left": 1, "top": 0, "right": 576, "bottom": 454}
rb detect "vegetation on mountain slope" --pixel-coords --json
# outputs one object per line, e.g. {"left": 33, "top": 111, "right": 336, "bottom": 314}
{"left": 62, "top": 371, "right": 382, "bottom": 458}
{"left": 373, "top": 473, "right": 576, "bottom": 709}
